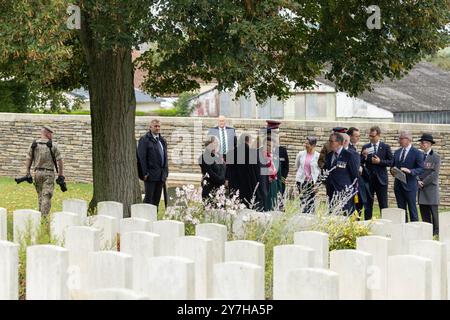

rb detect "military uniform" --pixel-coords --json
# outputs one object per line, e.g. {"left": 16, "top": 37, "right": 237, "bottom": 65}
{"left": 26, "top": 137, "right": 62, "bottom": 216}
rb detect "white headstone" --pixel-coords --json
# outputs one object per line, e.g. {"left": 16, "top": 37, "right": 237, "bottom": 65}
{"left": 119, "top": 217, "right": 152, "bottom": 235}
{"left": 294, "top": 231, "right": 329, "bottom": 268}
{"left": 87, "top": 288, "right": 148, "bottom": 300}
{"left": 89, "top": 215, "right": 119, "bottom": 250}
{"left": 98, "top": 201, "right": 123, "bottom": 220}
{"left": 144, "top": 256, "right": 195, "bottom": 299}
{"left": 387, "top": 255, "right": 432, "bottom": 300}
{"left": 131, "top": 203, "right": 157, "bottom": 222}
{"left": 273, "top": 245, "right": 315, "bottom": 300}
{"left": 0, "top": 241, "right": 19, "bottom": 300}
{"left": 62, "top": 199, "right": 88, "bottom": 224}
{"left": 213, "top": 262, "right": 264, "bottom": 300}
{"left": 120, "top": 231, "right": 160, "bottom": 294}
{"left": 370, "top": 219, "right": 393, "bottom": 237}
{"left": 381, "top": 208, "right": 406, "bottom": 224}
{"left": 0, "top": 208, "right": 7, "bottom": 241}
{"left": 439, "top": 212, "right": 450, "bottom": 241}
{"left": 175, "top": 236, "right": 214, "bottom": 299}
{"left": 284, "top": 268, "right": 339, "bottom": 300}
{"left": 225, "top": 240, "right": 265, "bottom": 275}
{"left": 330, "top": 249, "right": 373, "bottom": 300}
{"left": 26, "top": 245, "right": 69, "bottom": 300}
{"left": 290, "top": 215, "right": 315, "bottom": 232}
{"left": 356, "top": 235, "right": 391, "bottom": 299}
{"left": 13, "top": 209, "right": 41, "bottom": 244}
{"left": 87, "top": 251, "right": 132, "bottom": 290}
{"left": 152, "top": 220, "right": 185, "bottom": 255}
{"left": 64, "top": 226, "right": 100, "bottom": 294}
{"left": 408, "top": 222, "right": 433, "bottom": 240}
{"left": 50, "top": 212, "right": 82, "bottom": 244}
{"left": 195, "top": 223, "right": 227, "bottom": 264}
{"left": 409, "top": 240, "right": 447, "bottom": 300}
{"left": 403, "top": 223, "right": 422, "bottom": 252}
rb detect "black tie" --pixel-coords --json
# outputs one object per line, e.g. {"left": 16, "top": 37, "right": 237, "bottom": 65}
{"left": 400, "top": 148, "right": 406, "bottom": 162}
{"left": 332, "top": 152, "right": 339, "bottom": 166}
{"left": 424, "top": 153, "right": 427, "bottom": 161}
{"left": 373, "top": 143, "right": 377, "bottom": 154}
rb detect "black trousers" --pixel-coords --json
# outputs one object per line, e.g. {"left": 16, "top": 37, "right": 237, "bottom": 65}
{"left": 364, "top": 178, "right": 388, "bottom": 220}
{"left": 419, "top": 204, "right": 439, "bottom": 236}
{"left": 144, "top": 181, "right": 164, "bottom": 209}
{"left": 297, "top": 181, "right": 316, "bottom": 214}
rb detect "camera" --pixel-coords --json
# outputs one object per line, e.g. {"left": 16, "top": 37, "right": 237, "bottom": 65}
{"left": 15, "top": 175, "right": 33, "bottom": 184}
{"left": 56, "top": 175, "right": 68, "bottom": 192}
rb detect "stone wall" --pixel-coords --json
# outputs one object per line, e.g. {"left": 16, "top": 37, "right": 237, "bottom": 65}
{"left": 1, "top": 113, "right": 449, "bottom": 206}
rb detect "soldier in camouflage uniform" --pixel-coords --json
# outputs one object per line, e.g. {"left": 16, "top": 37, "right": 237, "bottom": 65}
{"left": 24, "top": 126, "right": 64, "bottom": 216}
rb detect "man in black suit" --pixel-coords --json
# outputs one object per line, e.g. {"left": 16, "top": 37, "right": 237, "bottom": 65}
{"left": 347, "top": 127, "right": 367, "bottom": 217}
{"left": 391, "top": 131, "right": 424, "bottom": 222}
{"left": 324, "top": 133, "right": 360, "bottom": 215}
{"left": 207, "top": 115, "right": 236, "bottom": 160}
{"left": 361, "top": 126, "right": 393, "bottom": 220}
{"left": 266, "top": 120, "right": 289, "bottom": 196}
{"left": 137, "top": 119, "right": 169, "bottom": 210}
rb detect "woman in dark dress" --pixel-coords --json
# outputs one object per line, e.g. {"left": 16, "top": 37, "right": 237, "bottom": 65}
{"left": 199, "top": 136, "right": 226, "bottom": 200}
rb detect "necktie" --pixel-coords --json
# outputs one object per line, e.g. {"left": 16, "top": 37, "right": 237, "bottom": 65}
{"left": 156, "top": 137, "right": 164, "bottom": 165}
{"left": 332, "top": 152, "right": 339, "bottom": 166}
{"left": 424, "top": 153, "right": 428, "bottom": 161}
{"left": 373, "top": 143, "right": 377, "bottom": 154}
{"left": 221, "top": 128, "right": 226, "bottom": 155}
{"left": 400, "top": 148, "right": 406, "bottom": 162}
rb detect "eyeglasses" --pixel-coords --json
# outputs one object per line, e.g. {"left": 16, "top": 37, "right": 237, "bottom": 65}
{"left": 369, "top": 135, "right": 377, "bottom": 138}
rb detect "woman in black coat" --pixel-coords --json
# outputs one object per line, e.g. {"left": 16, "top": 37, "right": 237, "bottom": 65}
{"left": 199, "top": 136, "right": 226, "bottom": 200}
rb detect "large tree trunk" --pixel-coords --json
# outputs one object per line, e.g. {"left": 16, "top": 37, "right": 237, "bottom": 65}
{"left": 87, "top": 49, "right": 141, "bottom": 217}
{"left": 79, "top": 17, "right": 141, "bottom": 217}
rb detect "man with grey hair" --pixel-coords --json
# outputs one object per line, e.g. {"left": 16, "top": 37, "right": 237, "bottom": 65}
{"left": 391, "top": 131, "right": 424, "bottom": 222}
{"left": 137, "top": 119, "right": 168, "bottom": 209}
{"left": 207, "top": 115, "right": 236, "bottom": 160}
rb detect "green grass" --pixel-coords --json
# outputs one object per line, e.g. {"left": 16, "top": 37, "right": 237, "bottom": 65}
{"left": 0, "top": 177, "right": 93, "bottom": 241}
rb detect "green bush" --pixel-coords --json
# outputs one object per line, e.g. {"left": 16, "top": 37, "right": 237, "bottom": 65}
{"left": 173, "top": 92, "right": 197, "bottom": 116}
{"left": 154, "top": 108, "right": 178, "bottom": 117}
{"left": 0, "top": 80, "right": 31, "bottom": 113}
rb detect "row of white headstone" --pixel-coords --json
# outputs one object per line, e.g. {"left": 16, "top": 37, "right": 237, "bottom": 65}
{"left": 1, "top": 203, "right": 450, "bottom": 300}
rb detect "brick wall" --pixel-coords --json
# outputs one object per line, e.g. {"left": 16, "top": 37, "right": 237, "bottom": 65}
{"left": 1, "top": 113, "right": 449, "bottom": 206}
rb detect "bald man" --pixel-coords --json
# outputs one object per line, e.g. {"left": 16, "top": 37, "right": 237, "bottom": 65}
{"left": 207, "top": 115, "right": 236, "bottom": 160}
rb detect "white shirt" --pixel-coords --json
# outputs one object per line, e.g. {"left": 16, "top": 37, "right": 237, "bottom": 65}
{"left": 400, "top": 144, "right": 412, "bottom": 161}
{"left": 219, "top": 127, "right": 228, "bottom": 154}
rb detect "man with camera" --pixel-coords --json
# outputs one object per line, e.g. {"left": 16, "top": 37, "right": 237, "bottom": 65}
{"left": 20, "top": 126, "right": 66, "bottom": 216}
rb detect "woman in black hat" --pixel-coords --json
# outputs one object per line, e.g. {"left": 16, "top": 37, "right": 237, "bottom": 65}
{"left": 417, "top": 133, "right": 440, "bottom": 236}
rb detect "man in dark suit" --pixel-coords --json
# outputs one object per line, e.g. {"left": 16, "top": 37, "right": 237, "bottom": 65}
{"left": 207, "top": 115, "right": 236, "bottom": 160}
{"left": 324, "top": 133, "right": 360, "bottom": 215}
{"left": 266, "top": 120, "right": 289, "bottom": 196}
{"left": 391, "top": 131, "right": 424, "bottom": 222}
{"left": 137, "top": 119, "right": 169, "bottom": 210}
{"left": 361, "top": 126, "right": 394, "bottom": 220}
{"left": 418, "top": 133, "right": 440, "bottom": 236}
{"left": 347, "top": 127, "right": 368, "bottom": 218}
{"left": 318, "top": 127, "right": 348, "bottom": 169}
